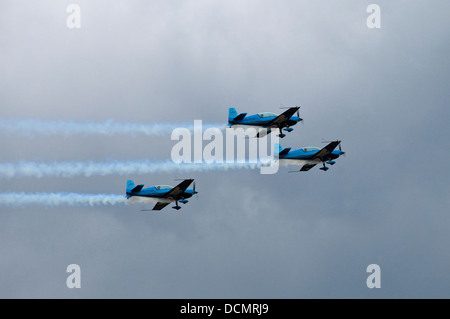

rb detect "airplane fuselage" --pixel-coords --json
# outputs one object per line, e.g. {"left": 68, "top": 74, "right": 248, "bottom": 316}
{"left": 126, "top": 187, "right": 195, "bottom": 199}
{"left": 280, "top": 149, "right": 342, "bottom": 161}
{"left": 229, "top": 114, "right": 299, "bottom": 128}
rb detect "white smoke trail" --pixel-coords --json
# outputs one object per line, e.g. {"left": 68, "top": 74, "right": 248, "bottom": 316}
{"left": 0, "top": 160, "right": 262, "bottom": 179}
{"left": 0, "top": 119, "right": 225, "bottom": 137}
{"left": 0, "top": 192, "right": 128, "bottom": 207}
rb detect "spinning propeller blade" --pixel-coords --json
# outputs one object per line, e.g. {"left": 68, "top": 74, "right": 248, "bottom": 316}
{"left": 339, "top": 143, "right": 345, "bottom": 156}
{"left": 296, "top": 107, "right": 303, "bottom": 123}
{"left": 193, "top": 181, "right": 199, "bottom": 200}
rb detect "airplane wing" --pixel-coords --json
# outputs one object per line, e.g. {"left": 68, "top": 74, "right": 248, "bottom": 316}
{"left": 314, "top": 141, "right": 341, "bottom": 159}
{"left": 267, "top": 107, "right": 299, "bottom": 127}
{"left": 152, "top": 202, "right": 170, "bottom": 211}
{"left": 300, "top": 163, "right": 317, "bottom": 171}
{"left": 164, "top": 179, "right": 194, "bottom": 199}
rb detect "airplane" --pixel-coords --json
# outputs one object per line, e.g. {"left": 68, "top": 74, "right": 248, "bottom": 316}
{"left": 228, "top": 106, "right": 302, "bottom": 138}
{"left": 276, "top": 140, "right": 345, "bottom": 172}
{"left": 126, "top": 179, "right": 197, "bottom": 211}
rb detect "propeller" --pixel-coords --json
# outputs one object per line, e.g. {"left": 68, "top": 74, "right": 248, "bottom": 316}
{"left": 294, "top": 106, "right": 303, "bottom": 123}
{"left": 193, "top": 181, "right": 199, "bottom": 200}
{"left": 297, "top": 108, "right": 304, "bottom": 124}
{"left": 338, "top": 143, "right": 345, "bottom": 156}
{"left": 193, "top": 181, "right": 198, "bottom": 194}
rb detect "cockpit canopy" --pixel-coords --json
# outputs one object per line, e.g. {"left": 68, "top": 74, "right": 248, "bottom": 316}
{"left": 302, "top": 147, "right": 320, "bottom": 152}
{"left": 155, "top": 185, "right": 172, "bottom": 190}
{"left": 257, "top": 112, "right": 277, "bottom": 118}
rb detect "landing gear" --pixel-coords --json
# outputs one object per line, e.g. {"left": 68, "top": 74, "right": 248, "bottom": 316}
{"left": 277, "top": 127, "right": 286, "bottom": 138}
{"left": 172, "top": 200, "right": 181, "bottom": 210}
{"left": 319, "top": 162, "right": 329, "bottom": 171}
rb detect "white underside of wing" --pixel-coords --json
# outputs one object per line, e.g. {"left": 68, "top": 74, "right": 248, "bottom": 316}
{"left": 229, "top": 125, "right": 272, "bottom": 137}
{"left": 279, "top": 159, "right": 319, "bottom": 166}
{"left": 127, "top": 197, "right": 173, "bottom": 205}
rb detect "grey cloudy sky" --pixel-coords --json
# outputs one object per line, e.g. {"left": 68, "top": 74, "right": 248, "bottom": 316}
{"left": 0, "top": 0, "right": 449, "bottom": 298}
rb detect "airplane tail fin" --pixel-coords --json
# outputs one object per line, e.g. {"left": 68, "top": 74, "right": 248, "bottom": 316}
{"left": 126, "top": 180, "right": 135, "bottom": 193}
{"left": 126, "top": 180, "right": 145, "bottom": 198}
{"left": 275, "top": 143, "right": 291, "bottom": 157}
{"left": 274, "top": 143, "right": 283, "bottom": 155}
{"left": 228, "top": 107, "right": 238, "bottom": 122}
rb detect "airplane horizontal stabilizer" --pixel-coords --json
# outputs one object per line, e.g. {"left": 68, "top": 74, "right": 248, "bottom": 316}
{"left": 279, "top": 147, "right": 291, "bottom": 156}
{"left": 233, "top": 113, "right": 247, "bottom": 121}
{"left": 131, "top": 184, "right": 144, "bottom": 193}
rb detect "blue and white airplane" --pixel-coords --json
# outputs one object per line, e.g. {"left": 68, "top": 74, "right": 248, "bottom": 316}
{"left": 126, "top": 179, "right": 197, "bottom": 211}
{"left": 276, "top": 140, "right": 345, "bottom": 172}
{"left": 228, "top": 106, "right": 302, "bottom": 138}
